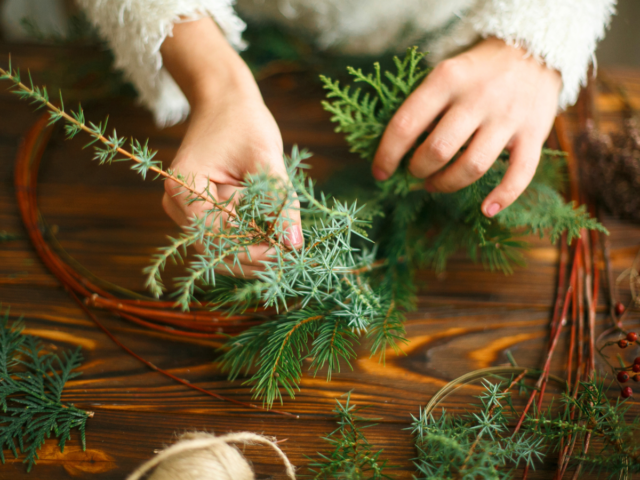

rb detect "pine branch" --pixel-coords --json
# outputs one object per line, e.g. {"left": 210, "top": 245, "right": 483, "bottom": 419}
{"left": 0, "top": 305, "right": 92, "bottom": 472}
{"left": 497, "top": 182, "right": 607, "bottom": 243}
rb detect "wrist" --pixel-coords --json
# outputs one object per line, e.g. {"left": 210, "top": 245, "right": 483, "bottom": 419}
{"left": 483, "top": 37, "right": 561, "bottom": 89}
{"left": 189, "top": 57, "right": 261, "bottom": 112}
{"left": 161, "top": 17, "right": 262, "bottom": 111}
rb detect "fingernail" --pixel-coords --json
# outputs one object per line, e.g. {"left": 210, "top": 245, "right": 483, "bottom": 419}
{"left": 285, "top": 225, "right": 303, "bottom": 247}
{"left": 424, "top": 180, "right": 436, "bottom": 193}
{"left": 372, "top": 166, "right": 389, "bottom": 181}
{"left": 486, "top": 203, "right": 501, "bottom": 217}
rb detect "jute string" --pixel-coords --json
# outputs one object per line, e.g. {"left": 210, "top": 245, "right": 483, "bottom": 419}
{"left": 126, "top": 432, "right": 296, "bottom": 480}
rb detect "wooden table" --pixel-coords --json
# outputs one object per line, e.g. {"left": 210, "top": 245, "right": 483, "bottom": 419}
{"left": 1, "top": 43, "right": 639, "bottom": 479}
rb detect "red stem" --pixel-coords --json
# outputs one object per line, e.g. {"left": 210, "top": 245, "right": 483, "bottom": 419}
{"left": 513, "top": 242, "right": 582, "bottom": 435}
{"left": 551, "top": 235, "right": 569, "bottom": 344}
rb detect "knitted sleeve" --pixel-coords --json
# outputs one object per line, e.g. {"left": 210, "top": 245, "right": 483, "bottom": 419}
{"left": 75, "top": 0, "right": 247, "bottom": 126}
{"left": 428, "top": 0, "right": 616, "bottom": 109}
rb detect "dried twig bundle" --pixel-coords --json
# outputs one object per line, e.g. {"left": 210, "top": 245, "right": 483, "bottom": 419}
{"left": 577, "top": 99, "right": 640, "bottom": 223}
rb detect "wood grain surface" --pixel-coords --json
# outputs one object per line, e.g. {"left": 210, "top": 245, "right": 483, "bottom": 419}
{"left": 1, "top": 43, "right": 640, "bottom": 479}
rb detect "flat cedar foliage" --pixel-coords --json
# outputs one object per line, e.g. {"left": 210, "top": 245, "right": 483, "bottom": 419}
{"left": 0, "top": 306, "right": 90, "bottom": 471}
{"left": 0, "top": 48, "right": 606, "bottom": 408}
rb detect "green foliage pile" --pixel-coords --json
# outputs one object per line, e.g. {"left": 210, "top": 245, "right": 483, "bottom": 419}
{"left": 320, "top": 378, "right": 640, "bottom": 479}
{"left": 320, "top": 47, "right": 605, "bottom": 276}
{"left": 1, "top": 49, "right": 606, "bottom": 408}
{"left": 308, "top": 393, "right": 393, "bottom": 479}
{"left": 0, "top": 306, "right": 91, "bottom": 471}
{"left": 524, "top": 378, "right": 640, "bottom": 478}
{"left": 413, "top": 380, "right": 544, "bottom": 479}
{"left": 412, "top": 377, "right": 640, "bottom": 479}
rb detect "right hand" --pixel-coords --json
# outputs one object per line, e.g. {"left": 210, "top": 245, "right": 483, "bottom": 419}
{"left": 161, "top": 18, "right": 302, "bottom": 277}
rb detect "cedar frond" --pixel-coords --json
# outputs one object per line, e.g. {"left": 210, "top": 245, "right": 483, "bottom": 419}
{"left": 0, "top": 305, "right": 92, "bottom": 471}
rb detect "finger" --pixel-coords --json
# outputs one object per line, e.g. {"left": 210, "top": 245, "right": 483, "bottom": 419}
{"left": 206, "top": 241, "right": 274, "bottom": 274}
{"left": 198, "top": 183, "right": 275, "bottom": 268}
{"left": 214, "top": 263, "right": 262, "bottom": 278}
{"left": 202, "top": 181, "right": 300, "bottom": 268}
{"left": 425, "top": 124, "right": 513, "bottom": 193}
{"left": 163, "top": 173, "right": 223, "bottom": 227}
{"left": 162, "top": 192, "right": 190, "bottom": 228}
{"left": 481, "top": 135, "right": 543, "bottom": 217}
{"left": 372, "top": 78, "right": 450, "bottom": 180}
{"left": 279, "top": 199, "right": 303, "bottom": 249}
{"left": 264, "top": 164, "right": 303, "bottom": 250}
{"left": 408, "top": 105, "right": 481, "bottom": 179}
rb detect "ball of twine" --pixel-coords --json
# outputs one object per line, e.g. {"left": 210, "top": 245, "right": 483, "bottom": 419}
{"left": 126, "top": 432, "right": 296, "bottom": 480}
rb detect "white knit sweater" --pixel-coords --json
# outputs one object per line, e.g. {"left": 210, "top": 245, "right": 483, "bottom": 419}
{"left": 75, "top": 0, "right": 616, "bottom": 126}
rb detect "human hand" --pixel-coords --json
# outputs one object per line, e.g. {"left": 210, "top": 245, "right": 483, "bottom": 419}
{"left": 162, "top": 91, "right": 302, "bottom": 276}
{"left": 372, "top": 37, "right": 562, "bottom": 217}
{"left": 161, "top": 18, "right": 302, "bottom": 277}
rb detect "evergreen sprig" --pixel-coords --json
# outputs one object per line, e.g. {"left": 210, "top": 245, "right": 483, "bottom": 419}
{"left": 308, "top": 393, "right": 394, "bottom": 479}
{"left": 0, "top": 306, "right": 92, "bottom": 472}
{"left": 320, "top": 47, "right": 607, "bottom": 276}
{"left": 410, "top": 375, "right": 640, "bottom": 479}
{"left": 523, "top": 378, "right": 640, "bottom": 478}
{"left": 307, "top": 379, "right": 640, "bottom": 479}
{"left": 0, "top": 232, "right": 21, "bottom": 243}
{"left": 412, "top": 380, "right": 545, "bottom": 479}
{"left": 1, "top": 59, "right": 392, "bottom": 408}
{"left": 1, "top": 50, "right": 606, "bottom": 408}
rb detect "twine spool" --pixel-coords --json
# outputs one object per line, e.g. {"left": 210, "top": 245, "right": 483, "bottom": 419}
{"left": 126, "top": 432, "right": 296, "bottom": 480}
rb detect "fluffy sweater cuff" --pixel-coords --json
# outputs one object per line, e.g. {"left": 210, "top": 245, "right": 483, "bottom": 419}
{"left": 75, "top": 0, "right": 247, "bottom": 126}
{"left": 428, "top": 0, "right": 616, "bottom": 109}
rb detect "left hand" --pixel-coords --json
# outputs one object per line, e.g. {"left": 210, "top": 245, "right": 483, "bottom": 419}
{"left": 371, "top": 37, "right": 562, "bottom": 217}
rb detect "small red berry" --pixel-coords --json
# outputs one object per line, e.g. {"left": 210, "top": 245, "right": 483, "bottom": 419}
{"left": 633, "top": 364, "right": 640, "bottom": 373}
{"left": 616, "top": 302, "right": 626, "bottom": 316}
{"left": 628, "top": 332, "right": 638, "bottom": 343}
{"left": 618, "top": 371, "right": 630, "bottom": 383}
{"left": 622, "top": 386, "right": 633, "bottom": 398}
{"left": 635, "top": 357, "right": 640, "bottom": 365}
{"left": 619, "top": 339, "right": 629, "bottom": 349}
{"left": 634, "top": 374, "right": 640, "bottom": 382}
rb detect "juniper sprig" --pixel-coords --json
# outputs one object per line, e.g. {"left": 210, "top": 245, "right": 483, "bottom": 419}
{"left": 1, "top": 49, "right": 606, "bottom": 408}
{"left": 523, "top": 378, "right": 640, "bottom": 478}
{"left": 412, "top": 379, "right": 545, "bottom": 480}
{"left": 1, "top": 58, "right": 391, "bottom": 407}
{"left": 308, "top": 393, "right": 393, "bottom": 480}
{"left": 307, "top": 378, "right": 640, "bottom": 479}
{"left": 0, "top": 306, "right": 92, "bottom": 472}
